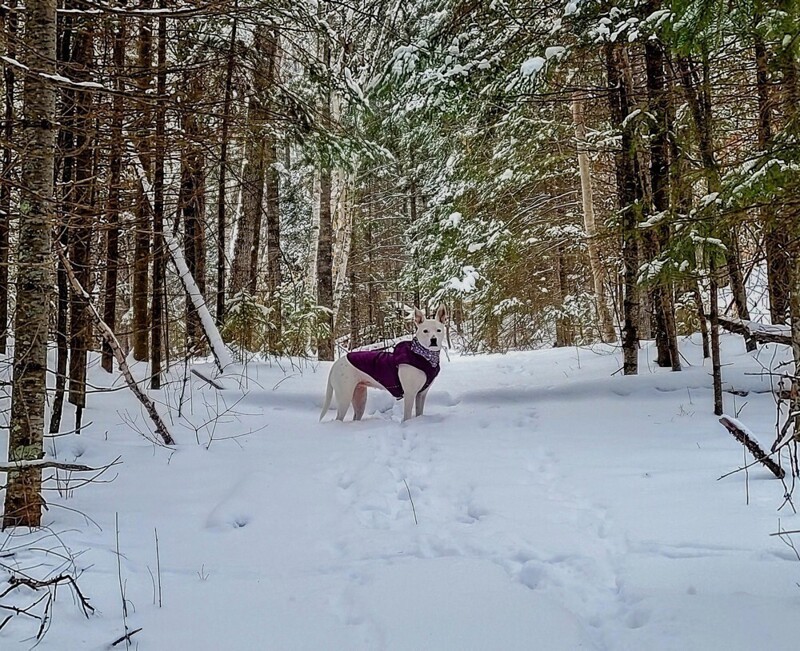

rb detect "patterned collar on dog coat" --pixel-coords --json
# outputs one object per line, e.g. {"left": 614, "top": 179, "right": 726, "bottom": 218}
{"left": 346, "top": 338, "right": 440, "bottom": 399}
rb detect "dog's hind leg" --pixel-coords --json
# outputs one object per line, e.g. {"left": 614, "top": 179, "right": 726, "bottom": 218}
{"left": 320, "top": 373, "right": 335, "bottom": 421}
{"left": 352, "top": 384, "right": 368, "bottom": 421}
{"left": 334, "top": 378, "right": 358, "bottom": 421}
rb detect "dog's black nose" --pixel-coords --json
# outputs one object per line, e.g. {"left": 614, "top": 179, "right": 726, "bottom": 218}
{"left": 430, "top": 337, "right": 438, "bottom": 347}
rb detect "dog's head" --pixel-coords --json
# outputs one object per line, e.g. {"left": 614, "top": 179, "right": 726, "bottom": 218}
{"left": 413, "top": 304, "right": 447, "bottom": 351}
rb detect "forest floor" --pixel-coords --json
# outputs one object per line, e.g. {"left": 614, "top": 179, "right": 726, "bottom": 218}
{"left": 2, "top": 333, "right": 800, "bottom": 650}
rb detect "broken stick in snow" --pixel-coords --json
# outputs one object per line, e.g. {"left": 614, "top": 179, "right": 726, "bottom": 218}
{"left": 56, "top": 247, "right": 176, "bottom": 446}
{"left": 190, "top": 368, "right": 225, "bottom": 390}
{"left": 719, "top": 415, "right": 785, "bottom": 479}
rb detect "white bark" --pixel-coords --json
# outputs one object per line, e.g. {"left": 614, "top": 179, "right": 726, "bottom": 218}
{"left": 130, "top": 148, "right": 232, "bottom": 373}
{"left": 164, "top": 231, "right": 233, "bottom": 371}
{"left": 572, "top": 91, "right": 616, "bottom": 343}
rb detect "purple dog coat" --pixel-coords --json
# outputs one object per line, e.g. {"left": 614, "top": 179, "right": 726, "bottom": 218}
{"left": 347, "top": 339, "right": 440, "bottom": 399}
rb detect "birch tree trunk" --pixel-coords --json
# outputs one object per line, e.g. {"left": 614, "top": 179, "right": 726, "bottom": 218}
{"left": 571, "top": 92, "right": 615, "bottom": 344}
{"left": 3, "top": 0, "right": 57, "bottom": 529}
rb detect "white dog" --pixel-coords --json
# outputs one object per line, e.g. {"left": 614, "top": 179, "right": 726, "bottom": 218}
{"left": 320, "top": 305, "right": 447, "bottom": 422}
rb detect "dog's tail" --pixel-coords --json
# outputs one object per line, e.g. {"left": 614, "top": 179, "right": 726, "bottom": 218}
{"left": 319, "top": 372, "right": 334, "bottom": 421}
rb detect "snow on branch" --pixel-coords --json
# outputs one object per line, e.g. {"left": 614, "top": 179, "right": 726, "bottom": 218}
{"left": 1, "top": 56, "right": 112, "bottom": 93}
{"left": 164, "top": 230, "right": 233, "bottom": 371}
{"left": 717, "top": 316, "right": 791, "bottom": 346}
{"left": 719, "top": 415, "right": 785, "bottom": 479}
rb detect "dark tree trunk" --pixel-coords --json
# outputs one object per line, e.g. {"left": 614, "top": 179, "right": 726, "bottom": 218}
{"left": 3, "top": 0, "right": 57, "bottom": 529}
{"left": 365, "top": 203, "right": 375, "bottom": 334}
{"left": 606, "top": 42, "right": 640, "bottom": 375}
{"left": 67, "top": 17, "right": 95, "bottom": 417}
{"left": 409, "top": 186, "right": 421, "bottom": 308}
{"left": 554, "top": 243, "right": 573, "bottom": 347}
{"left": 132, "top": 4, "right": 154, "bottom": 362}
{"left": 265, "top": 137, "right": 282, "bottom": 350}
{"left": 230, "top": 25, "right": 278, "bottom": 298}
{"left": 49, "top": 7, "right": 75, "bottom": 435}
{"left": 709, "top": 263, "right": 723, "bottom": 416}
{"left": 316, "top": 31, "right": 335, "bottom": 360}
{"left": 644, "top": 16, "right": 680, "bottom": 370}
{"left": 132, "top": 189, "right": 151, "bottom": 361}
{"left": 317, "top": 168, "right": 334, "bottom": 360}
{"left": 679, "top": 54, "right": 755, "bottom": 352}
{"left": 181, "top": 154, "right": 206, "bottom": 354}
{"left": 0, "top": 0, "right": 16, "bottom": 353}
{"left": 755, "top": 29, "right": 791, "bottom": 324}
{"left": 216, "top": 14, "right": 237, "bottom": 326}
{"left": 102, "top": 17, "right": 126, "bottom": 373}
{"left": 777, "top": 1, "right": 800, "bottom": 439}
{"left": 677, "top": 54, "right": 736, "bottom": 404}
{"left": 150, "top": 11, "right": 167, "bottom": 389}
{"left": 230, "top": 119, "right": 265, "bottom": 297}
{"left": 349, "top": 223, "right": 359, "bottom": 349}
{"left": 180, "top": 37, "right": 207, "bottom": 356}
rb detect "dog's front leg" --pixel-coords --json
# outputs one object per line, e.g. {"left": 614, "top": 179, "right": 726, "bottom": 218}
{"left": 415, "top": 387, "right": 430, "bottom": 417}
{"left": 398, "top": 365, "right": 426, "bottom": 421}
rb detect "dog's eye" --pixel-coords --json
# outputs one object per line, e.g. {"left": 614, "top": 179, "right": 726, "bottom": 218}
{"left": 437, "top": 329, "right": 442, "bottom": 333}
{"left": 423, "top": 329, "right": 429, "bottom": 333}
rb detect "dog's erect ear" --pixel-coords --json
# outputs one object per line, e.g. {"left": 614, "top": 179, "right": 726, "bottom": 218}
{"left": 414, "top": 307, "right": 425, "bottom": 324}
{"left": 435, "top": 303, "right": 447, "bottom": 323}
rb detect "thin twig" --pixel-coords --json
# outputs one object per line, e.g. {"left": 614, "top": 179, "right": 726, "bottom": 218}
{"left": 403, "top": 479, "right": 418, "bottom": 525}
{"left": 111, "top": 627, "right": 143, "bottom": 647}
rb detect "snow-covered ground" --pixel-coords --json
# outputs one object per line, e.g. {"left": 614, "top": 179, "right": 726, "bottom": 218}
{"left": 2, "top": 334, "right": 800, "bottom": 650}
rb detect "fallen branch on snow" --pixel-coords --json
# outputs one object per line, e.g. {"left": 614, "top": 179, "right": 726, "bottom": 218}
{"left": 111, "top": 627, "right": 143, "bottom": 647}
{"left": 190, "top": 368, "right": 225, "bottom": 390}
{"left": 56, "top": 246, "right": 176, "bottom": 446}
{"left": 719, "top": 415, "right": 785, "bottom": 479}
{"left": 717, "top": 316, "right": 790, "bottom": 346}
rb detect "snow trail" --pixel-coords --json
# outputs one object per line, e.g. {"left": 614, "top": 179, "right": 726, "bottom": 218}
{"left": 2, "top": 336, "right": 799, "bottom": 649}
